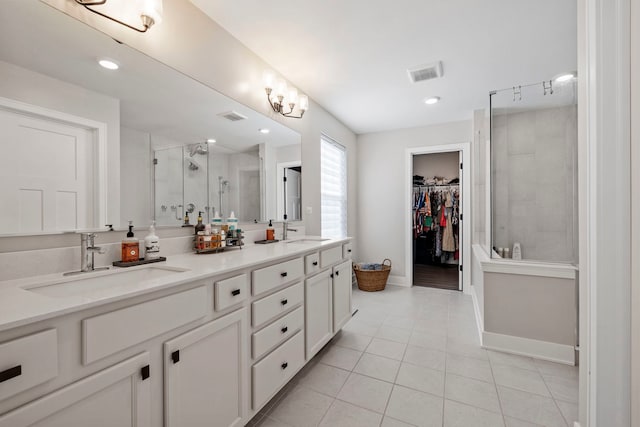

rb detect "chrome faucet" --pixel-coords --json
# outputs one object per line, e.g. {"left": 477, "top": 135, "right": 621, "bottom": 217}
{"left": 65, "top": 233, "right": 108, "bottom": 276}
{"left": 282, "top": 221, "right": 298, "bottom": 241}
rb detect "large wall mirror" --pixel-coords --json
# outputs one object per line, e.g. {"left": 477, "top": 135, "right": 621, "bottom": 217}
{"left": 0, "top": 1, "right": 301, "bottom": 236}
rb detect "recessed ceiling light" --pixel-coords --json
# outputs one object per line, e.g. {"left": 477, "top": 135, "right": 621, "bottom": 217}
{"left": 206, "top": 138, "right": 216, "bottom": 143}
{"left": 259, "top": 128, "right": 270, "bottom": 134}
{"left": 424, "top": 96, "right": 440, "bottom": 105}
{"left": 555, "top": 72, "right": 576, "bottom": 82}
{"left": 98, "top": 59, "right": 119, "bottom": 70}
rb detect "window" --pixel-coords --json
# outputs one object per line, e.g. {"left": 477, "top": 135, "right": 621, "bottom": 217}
{"left": 321, "top": 135, "right": 347, "bottom": 238}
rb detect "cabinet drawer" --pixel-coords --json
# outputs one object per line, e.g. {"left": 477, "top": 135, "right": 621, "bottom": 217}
{"left": 252, "top": 306, "right": 304, "bottom": 360}
{"left": 252, "top": 282, "right": 303, "bottom": 328}
{"left": 214, "top": 274, "right": 248, "bottom": 311}
{"left": 0, "top": 329, "right": 57, "bottom": 401}
{"left": 83, "top": 286, "right": 207, "bottom": 365}
{"left": 343, "top": 242, "right": 353, "bottom": 259}
{"left": 252, "top": 258, "right": 304, "bottom": 296}
{"left": 320, "top": 246, "right": 342, "bottom": 268}
{"left": 252, "top": 332, "right": 304, "bottom": 410}
{"left": 305, "top": 253, "right": 320, "bottom": 275}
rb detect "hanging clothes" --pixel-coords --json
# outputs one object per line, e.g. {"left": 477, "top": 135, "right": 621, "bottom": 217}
{"left": 442, "top": 212, "right": 456, "bottom": 252}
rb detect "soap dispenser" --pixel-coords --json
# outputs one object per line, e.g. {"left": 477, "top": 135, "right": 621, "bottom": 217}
{"left": 266, "top": 220, "right": 275, "bottom": 241}
{"left": 144, "top": 221, "right": 160, "bottom": 260}
{"left": 121, "top": 221, "right": 140, "bottom": 263}
{"left": 195, "top": 211, "right": 205, "bottom": 234}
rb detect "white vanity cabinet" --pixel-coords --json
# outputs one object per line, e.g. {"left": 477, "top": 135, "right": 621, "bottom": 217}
{"left": 164, "top": 308, "right": 248, "bottom": 427}
{"left": 332, "top": 260, "right": 353, "bottom": 331}
{"left": 0, "top": 352, "right": 151, "bottom": 427}
{"left": 304, "top": 270, "right": 334, "bottom": 359}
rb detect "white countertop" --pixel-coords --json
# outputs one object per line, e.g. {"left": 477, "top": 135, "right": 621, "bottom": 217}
{"left": 0, "top": 237, "right": 351, "bottom": 333}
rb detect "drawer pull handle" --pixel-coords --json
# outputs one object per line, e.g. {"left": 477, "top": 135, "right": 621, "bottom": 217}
{"left": 0, "top": 365, "right": 21, "bottom": 383}
{"left": 312, "top": 261, "right": 318, "bottom": 266}
{"left": 281, "top": 362, "right": 288, "bottom": 370}
{"left": 281, "top": 272, "right": 288, "bottom": 278}
{"left": 330, "top": 273, "right": 334, "bottom": 278}
{"left": 336, "top": 271, "right": 340, "bottom": 276}
{"left": 281, "top": 299, "right": 288, "bottom": 306}
{"left": 231, "top": 289, "right": 241, "bottom": 296}
{"left": 140, "top": 365, "right": 150, "bottom": 381}
{"left": 281, "top": 326, "right": 288, "bottom": 333}
{"left": 348, "top": 249, "right": 352, "bottom": 253}
{"left": 171, "top": 350, "right": 180, "bottom": 364}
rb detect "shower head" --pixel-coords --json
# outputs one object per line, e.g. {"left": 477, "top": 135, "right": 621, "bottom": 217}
{"left": 188, "top": 143, "right": 208, "bottom": 157}
{"left": 186, "top": 157, "right": 200, "bottom": 171}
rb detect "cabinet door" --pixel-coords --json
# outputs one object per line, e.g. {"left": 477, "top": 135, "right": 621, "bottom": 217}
{"left": 333, "top": 260, "right": 353, "bottom": 332}
{"left": 305, "top": 270, "right": 333, "bottom": 359}
{"left": 0, "top": 353, "right": 151, "bottom": 427}
{"left": 164, "top": 308, "right": 248, "bottom": 427}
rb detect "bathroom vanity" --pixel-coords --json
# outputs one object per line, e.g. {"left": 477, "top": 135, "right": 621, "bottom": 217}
{"left": 0, "top": 237, "right": 353, "bottom": 427}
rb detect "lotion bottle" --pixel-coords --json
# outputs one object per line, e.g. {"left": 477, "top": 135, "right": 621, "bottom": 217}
{"left": 226, "top": 211, "right": 238, "bottom": 232}
{"left": 121, "top": 221, "right": 140, "bottom": 263}
{"left": 144, "top": 221, "right": 160, "bottom": 260}
{"left": 266, "top": 220, "right": 275, "bottom": 241}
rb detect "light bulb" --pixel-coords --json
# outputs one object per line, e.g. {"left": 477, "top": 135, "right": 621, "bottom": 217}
{"left": 98, "top": 59, "right": 119, "bottom": 70}
{"left": 555, "top": 73, "right": 575, "bottom": 82}
{"left": 275, "top": 79, "right": 288, "bottom": 98}
{"left": 298, "top": 95, "right": 309, "bottom": 111}
{"left": 139, "top": 0, "right": 163, "bottom": 25}
{"left": 263, "top": 70, "right": 275, "bottom": 90}
{"left": 288, "top": 88, "right": 299, "bottom": 104}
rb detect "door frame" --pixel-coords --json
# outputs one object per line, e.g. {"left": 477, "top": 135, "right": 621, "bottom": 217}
{"left": 0, "top": 96, "right": 108, "bottom": 228}
{"left": 405, "top": 142, "right": 471, "bottom": 293}
{"left": 276, "top": 160, "right": 301, "bottom": 221}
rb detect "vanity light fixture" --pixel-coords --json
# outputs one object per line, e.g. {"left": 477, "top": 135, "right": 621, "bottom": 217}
{"left": 206, "top": 138, "right": 216, "bottom": 143}
{"left": 98, "top": 59, "right": 119, "bottom": 70}
{"left": 554, "top": 72, "right": 576, "bottom": 83}
{"left": 263, "top": 71, "right": 308, "bottom": 119}
{"left": 424, "top": 96, "right": 441, "bottom": 105}
{"left": 74, "top": 0, "right": 163, "bottom": 33}
{"left": 259, "top": 128, "right": 270, "bottom": 134}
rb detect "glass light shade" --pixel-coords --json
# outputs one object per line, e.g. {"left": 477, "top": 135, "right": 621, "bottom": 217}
{"left": 288, "top": 88, "right": 299, "bottom": 103}
{"left": 555, "top": 73, "right": 575, "bottom": 82}
{"left": 298, "top": 95, "right": 309, "bottom": 111}
{"left": 139, "top": 0, "right": 163, "bottom": 25}
{"left": 263, "top": 70, "right": 275, "bottom": 90}
{"left": 275, "top": 79, "right": 288, "bottom": 98}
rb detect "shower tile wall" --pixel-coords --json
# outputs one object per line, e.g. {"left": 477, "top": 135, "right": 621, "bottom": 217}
{"left": 492, "top": 105, "right": 577, "bottom": 263}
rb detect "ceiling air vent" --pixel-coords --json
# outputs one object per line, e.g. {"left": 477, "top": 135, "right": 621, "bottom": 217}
{"left": 407, "top": 61, "right": 443, "bottom": 83}
{"left": 218, "top": 111, "right": 247, "bottom": 121}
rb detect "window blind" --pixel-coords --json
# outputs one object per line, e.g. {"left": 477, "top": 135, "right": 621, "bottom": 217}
{"left": 321, "top": 135, "right": 347, "bottom": 238}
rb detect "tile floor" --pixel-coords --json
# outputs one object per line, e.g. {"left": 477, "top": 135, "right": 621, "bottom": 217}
{"left": 248, "top": 285, "right": 578, "bottom": 427}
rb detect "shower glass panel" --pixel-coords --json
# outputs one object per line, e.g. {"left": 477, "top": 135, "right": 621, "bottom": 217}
{"left": 490, "top": 79, "right": 578, "bottom": 263}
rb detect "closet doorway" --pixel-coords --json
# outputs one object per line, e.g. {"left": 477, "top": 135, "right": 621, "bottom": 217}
{"left": 406, "top": 143, "right": 470, "bottom": 292}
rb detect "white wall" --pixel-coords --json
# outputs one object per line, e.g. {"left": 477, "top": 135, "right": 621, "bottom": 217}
{"left": 357, "top": 120, "right": 472, "bottom": 283}
{"left": 0, "top": 60, "right": 121, "bottom": 229}
{"left": 120, "top": 127, "right": 152, "bottom": 227}
{"left": 413, "top": 151, "right": 459, "bottom": 181}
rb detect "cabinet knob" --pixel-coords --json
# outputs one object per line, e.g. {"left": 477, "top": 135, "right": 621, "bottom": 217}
{"left": 281, "top": 272, "right": 288, "bottom": 277}
{"left": 281, "top": 299, "right": 288, "bottom": 306}
{"left": 231, "top": 289, "right": 241, "bottom": 296}
{"left": 0, "top": 365, "right": 21, "bottom": 383}
{"left": 348, "top": 249, "right": 352, "bottom": 253}
{"left": 336, "top": 271, "right": 340, "bottom": 276}
{"left": 140, "top": 365, "right": 150, "bottom": 381}
{"left": 171, "top": 350, "right": 180, "bottom": 364}
{"left": 281, "top": 326, "right": 288, "bottom": 333}
{"left": 330, "top": 274, "right": 334, "bottom": 278}
{"left": 281, "top": 362, "right": 288, "bottom": 370}
{"left": 312, "top": 261, "right": 318, "bottom": 266}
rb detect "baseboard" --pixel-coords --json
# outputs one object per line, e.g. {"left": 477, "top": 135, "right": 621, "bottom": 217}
{"left": 386, "top": 274, "right": 411, "bottom": 287}
{"left": 482, "top": 331, "right": 575, "bottom": 365}
{"left": 470, "top": 286, "right": 484, "bottom": 343}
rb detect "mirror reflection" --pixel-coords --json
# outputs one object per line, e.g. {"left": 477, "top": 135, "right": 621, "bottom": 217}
{"left": 0, "top": 1, "right": 301, "bottom": 235}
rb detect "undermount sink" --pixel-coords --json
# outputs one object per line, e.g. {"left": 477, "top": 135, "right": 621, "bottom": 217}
{"left": 285, "top": 238, "right": 329, "bottom": 244}
{"left": 23, "top": 265, "right": 189, "bottom": 298}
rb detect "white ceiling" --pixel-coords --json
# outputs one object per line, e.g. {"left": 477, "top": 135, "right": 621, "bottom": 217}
{"left": 191, "top": 0, "right": 577, "bottom": 134}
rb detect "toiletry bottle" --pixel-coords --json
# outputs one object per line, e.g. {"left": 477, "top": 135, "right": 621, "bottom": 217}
{"left": 266, "top": 220, "right": 275, "bottom": 241}
{"left": 183, "top": 211, "right": 191, "bottom": 227}
{"left": 220, "top": 229, "right": 226, "bottom": 247}
{"left": 195, "top": 211, "right": 205, "bottom": 234}
{"left": 211, "top": 211, "right": 222, "bottom": 230}
{"left": 122, "top": 221, "right": 140, "bottom": 262}
{"left": 226, "top": 211, "right": 238, "bottom": 232}
{"left": 144, "top": 221, "right": 160, "bottom": 260}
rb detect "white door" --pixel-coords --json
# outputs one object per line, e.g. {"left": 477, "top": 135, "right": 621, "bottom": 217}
{"left": 0, "top": 353, "right": 151, "bottom": 427}
{"left": 0, "top": 109, "right": 94, "bottom": 233}
{"left": 285, "top": 168, "right": 301, "bottom": 221}
{"left": 458, "top": 151, "right": 463, "bottom": 291}
{"left": 332, "top": 260, "right": 352, "bottom": 331}
{"left": 305, "top": 270, "right": 333, "bottom": 359}
{"left": 164, "top": 309, "right": 248, "bottom": 427}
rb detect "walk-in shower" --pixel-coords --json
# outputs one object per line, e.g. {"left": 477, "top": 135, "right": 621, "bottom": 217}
{"left": 218, "top": 176, "right": 230, "bottom": 217}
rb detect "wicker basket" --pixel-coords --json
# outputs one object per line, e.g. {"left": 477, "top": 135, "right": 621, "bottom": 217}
{"left": 353, "top": 259, "right": 391, "bottom": 292}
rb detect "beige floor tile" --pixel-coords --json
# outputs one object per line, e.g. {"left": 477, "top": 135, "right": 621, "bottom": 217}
{"left": 319, "top": 345, "right": 363, "bottom": 371}
{"left": 446, "top": 337, "right": 489, "bottom": 360}
{"left": 492, "top": 365, "right": 551, "bottom": 397}
{"left": 556, "top": 399, "right": 578, "bottom": 425}
{"left": 443, "top": 399, "right": 505, "bottom": 427}
{"left": 353, "top": 352, "right": 401, "bottom": 382}
{"left": 445, "top": 373, "right": 501, "bottom": 413}
{"left": 384, "top": 315, "right": 416, "bottom": 330}
{"left": 542, "top": 374, "right": 579, "bottom": 403}
{"left": 409, "top": 330, "right": 447, "bottom": 351}
{"left": 381, "top": 416, "right": 417, "bottom": 427}
{"left": 332, "top": 330, "right": 373, "bottom": 352}
{"left": 376, "top": 325, "right": 412, "bottom": 343}
{"left": 366, "top": 337, "right": 408, "bottom": 360}
{"left": 403, "top": 345, "right": 447, "bottom": 371}
{"left": 503, "top": 417, "right": 544, "bottom": 427}
{"left": 487, "top": 350, "right": 537, "bottom": 371}
{"left": 533, "top": 359, "right": 578, "bottom": 379}
{"left": 269, "top": 386, "right": 334, "bottom": 427}
{"left": 343, "top": 318, "right": 380, "bottom": 336}
{"left": 336, "top": 372, "right": 393, "bottom": 413}
{"left": 497, "top": 386, "right": 567, "bottom": 427}
{"left": 255, "top": 416, "right": 295, "bottom": 427}
{"left": 385, "top": 385, "right": 444, "bottom": 427}
{"left": 395, "top": 362, "right": 445, "bottom": 397}
{"left": 296, "top": 362, "right": 350, "bottom": 397}
{"left": 446, "top": 353, "right": 494, "bottom": 383}
{"left": 319, "top": 400, "right": 383, "bottom": 427}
